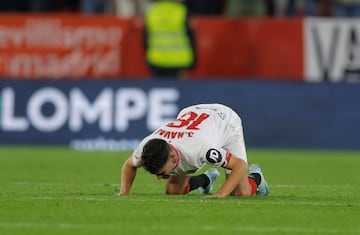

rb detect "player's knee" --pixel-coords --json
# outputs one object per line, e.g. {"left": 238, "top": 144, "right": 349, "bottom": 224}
{"left": 239, "top": 189, "right": 253, "bottom": 197}
{"left": 165, "top": 186, "right": 183, "bottom": 195}
{"left": 230, "top": 187, "right": 252, "bottom": 197}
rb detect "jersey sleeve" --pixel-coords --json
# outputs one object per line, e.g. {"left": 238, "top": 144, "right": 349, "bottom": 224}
{"left": 201, "top": 147, "right": 231, "bottom": 168}
{"left": 131, "top": 147, "right": 143, "bottom": 168}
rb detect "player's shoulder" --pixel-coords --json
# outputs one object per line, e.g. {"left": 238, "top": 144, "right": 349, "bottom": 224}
{"left": 180, "top": 103, "right": 228, "bottom": 113}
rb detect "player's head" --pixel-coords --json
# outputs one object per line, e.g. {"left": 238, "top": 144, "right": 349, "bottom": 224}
{"left": 141, "top": 138, "right": 171, "bottom": 177}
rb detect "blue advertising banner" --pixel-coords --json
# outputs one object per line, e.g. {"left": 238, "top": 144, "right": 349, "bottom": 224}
{"left": 0, "top": 79, "right": 359, "bottom": 150}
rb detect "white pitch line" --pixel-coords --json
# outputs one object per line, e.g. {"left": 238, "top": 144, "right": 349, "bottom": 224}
{"left": 119, "top": 198, "right": 360, "bottom": 207}
{"left": 0, "top": 222, "right": 116, "bottom": 230}
{"left": 202, "top": 225, "right": 360, "bottom": 234}
{"left": 1, "top": 195, "right": 357, "bottom": 207}
{"left": 0, "top": 222, "right": 359, "bottom": 234}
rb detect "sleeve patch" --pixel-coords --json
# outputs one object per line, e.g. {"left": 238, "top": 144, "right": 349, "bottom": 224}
{"left": 206, "top": 149, "right": 223, "bottom": 164}
{"left": 131, "top": 153, "right": 142, "bottom": 168}
{"left": 221, "top": 152, "right": 231, "bottom": 168}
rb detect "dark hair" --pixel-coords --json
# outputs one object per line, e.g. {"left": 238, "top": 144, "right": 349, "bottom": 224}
{"left": 141, "top": 139, "right": 170, "bottom": 174}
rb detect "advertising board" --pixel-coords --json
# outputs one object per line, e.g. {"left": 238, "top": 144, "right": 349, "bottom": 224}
{"left": 1, "top": 80, "right": 359, "bottom": 150}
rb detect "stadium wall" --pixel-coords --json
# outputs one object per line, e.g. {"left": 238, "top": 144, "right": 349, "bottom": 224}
{"left": 0, "top": 79, "right": 359, "bottom": 150}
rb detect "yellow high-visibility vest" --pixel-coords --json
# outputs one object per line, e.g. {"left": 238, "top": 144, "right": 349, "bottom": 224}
{"left": 145, "top": 1, "right": 194, "bottom": 68}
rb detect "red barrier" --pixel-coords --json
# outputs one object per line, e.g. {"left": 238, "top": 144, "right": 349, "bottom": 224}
{"left": 0, "top": 15, "right": 303, "bottom": 80}
{"left": 188, "top": 17, "right": 303, "bottom": 80}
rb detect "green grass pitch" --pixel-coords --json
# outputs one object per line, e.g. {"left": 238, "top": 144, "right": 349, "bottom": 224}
{"left": 0, "top": 147, "right": 359, "bottom": 235}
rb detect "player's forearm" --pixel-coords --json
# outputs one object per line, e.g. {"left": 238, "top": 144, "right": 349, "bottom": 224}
{"left": 215, "top": 166, "right": 243, "bottom": 197}
{"left": 119, "top": 159, "right": 137, "bottom": 195}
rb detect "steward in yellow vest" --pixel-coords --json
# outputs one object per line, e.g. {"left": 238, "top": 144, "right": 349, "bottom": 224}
{"left": 144, "top": 0, "right": 196, "bottom": 79}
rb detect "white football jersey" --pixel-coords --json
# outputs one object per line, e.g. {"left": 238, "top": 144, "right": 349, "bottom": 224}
{"left": 131, "top": 103, "right": 247, "bottom": 175}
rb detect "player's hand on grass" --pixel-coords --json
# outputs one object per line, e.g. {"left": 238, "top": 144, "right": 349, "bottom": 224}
{"left": 115, "top": 191, "right": 129, "bottom": 196}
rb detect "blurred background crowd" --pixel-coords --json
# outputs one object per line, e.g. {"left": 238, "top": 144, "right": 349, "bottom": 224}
{"left": 1, "top": 0, "right": 360, "bottom": 18}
